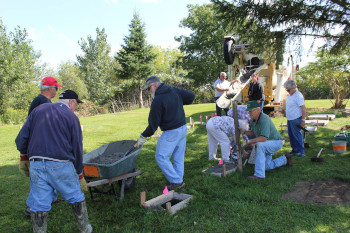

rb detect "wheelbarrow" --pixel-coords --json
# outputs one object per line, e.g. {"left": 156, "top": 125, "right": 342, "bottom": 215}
{"left": 83, "top": 140, "right": 143, "bottom": 201}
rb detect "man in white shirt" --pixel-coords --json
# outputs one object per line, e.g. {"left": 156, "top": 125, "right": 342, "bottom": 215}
{"left": 214, "top": 72, "right": 237, "bottom": 116}
{"left": 284, "top": 80, "right": 307, "bottom": 157}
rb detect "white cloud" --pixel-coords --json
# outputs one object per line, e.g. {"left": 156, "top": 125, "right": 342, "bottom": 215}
{"left": 47, "top": 26, "right": 77, "bottom": 48}
{"left": 27, "top": 27, "right": 37, "bottom": 40}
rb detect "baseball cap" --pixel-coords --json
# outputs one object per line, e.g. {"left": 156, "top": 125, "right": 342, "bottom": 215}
{"left": 142, "top": 76, "right": 160, "bottom": 91}
{"left": 59, "top": 90, "right": 83, "bottom": 103}
{"left": 245, "top": 100, "right": 260, "bottom": 111}
{"left": 41, "top": 76, "right": 62, "bottom": 87}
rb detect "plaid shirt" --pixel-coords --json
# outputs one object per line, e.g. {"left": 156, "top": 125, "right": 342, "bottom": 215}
{"left": 227, "top": 105, "right": 250, "bottom": 121}
{"left": 227, "top": 105, "right": 250, "bottom": 141}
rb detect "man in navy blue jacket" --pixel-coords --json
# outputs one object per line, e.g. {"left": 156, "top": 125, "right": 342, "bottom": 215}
{"left": 137, "top": 76, "right": 195, "bottom": 190}
{"left": 15, "top": 90, "right": 92, "bottom": 233}
{"left": 24, "top": 76, "right": 62, "bottom": 217}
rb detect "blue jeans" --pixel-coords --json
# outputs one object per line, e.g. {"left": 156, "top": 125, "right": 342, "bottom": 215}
{"left": 254, "top": 140, "right": 286, "bottom": 178}
{"left": 287, "top": 117, "right": 305, "bottom": 154}
{"left": 260, "top": 100, "right": 264, "bottom": 113}
{"left": 155, "top": 124, "right": 187, "bottom": 184}
{"left": 26, "top": 189, "right": 58, "bottom": 209}
{"left": 28, "top": 160, "right": 85, "bottom": 213}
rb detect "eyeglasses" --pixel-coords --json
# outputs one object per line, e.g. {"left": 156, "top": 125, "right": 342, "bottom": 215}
{"left": 285, "top": 88, "right": 291, "bottom": 92}
{"left": 147, "top": 84, "right": 153, "bottom": 91}
{"left": 52, "top": 86, "right": 58, "bottom": 91}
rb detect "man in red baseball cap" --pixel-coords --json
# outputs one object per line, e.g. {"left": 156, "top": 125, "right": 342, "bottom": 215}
{"left": 28, "top": 76, "right": 62, "bottom": 115}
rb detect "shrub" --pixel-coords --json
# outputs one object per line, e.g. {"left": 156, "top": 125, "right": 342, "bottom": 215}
{"left": 0, "top": 108, "right": 27, "bottom": 125}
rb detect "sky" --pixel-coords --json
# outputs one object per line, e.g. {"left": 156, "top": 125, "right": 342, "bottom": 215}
{"left": 0, "top": 0, "right": 211, "bottom": 70}
{"left": 1, "top": 0, "right": 319, "bottom": 72}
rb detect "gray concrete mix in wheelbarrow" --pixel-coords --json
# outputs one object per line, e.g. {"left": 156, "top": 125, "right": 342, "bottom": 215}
{"left": 88, "top": 152, "right": 125, "bottom": 165}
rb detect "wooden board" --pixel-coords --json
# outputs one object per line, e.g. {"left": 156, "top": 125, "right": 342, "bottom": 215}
{"left": 308, "top": 114, "right": 336, "bottom": 120}
{"left": 86, "top": 170, "right": 141, "bottom": 187}
{"left": 202, "top": 163, "right": 237, "bottom": 177}
{"left": 305, "top": 119, "right": 329, "bottom": 126}
{"left": 142, "top": 191, "right": 193, "bottom": 215}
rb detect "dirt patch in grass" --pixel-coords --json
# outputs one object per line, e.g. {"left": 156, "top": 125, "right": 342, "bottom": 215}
{"left": 341, "top": 125, "right": 350, "bottom": 130}
{"left": 268, "top": 110, "right": 285, "bottom": 118}
{"left": 283, "top": 179, "right": 350, "bottom": 205}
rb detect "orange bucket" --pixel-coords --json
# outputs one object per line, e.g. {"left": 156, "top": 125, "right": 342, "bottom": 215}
{"left": 332, "top": 141, "right": 347, "bottom": 153}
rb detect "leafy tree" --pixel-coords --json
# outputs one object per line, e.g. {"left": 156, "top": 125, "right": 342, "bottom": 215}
{"left": 212, "top": 0, "right": 350, "bottom": 64}
{"left": 0, "top": 20, "right": 42, "bottom": 114}
{"left": 57, "top": 61, "right": 88, "bottom": 100}
{"left": 298, "top": 48, "right": 350, "bottom": 109}
{"left": 115, "top": 12, "right": 156, "bottom": 108}
{"left": 152, "top": 46, "right": 187, "bottom": 77}
{"left": 175, "top": 4, "right": 229, "bottom": 89}
{"left": 77, "top": 28, "right": 116, "bottom": 104}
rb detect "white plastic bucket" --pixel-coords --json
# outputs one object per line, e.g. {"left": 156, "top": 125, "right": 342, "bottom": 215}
{"left": 332, "top": 141, "right": 347, "bottom": 154}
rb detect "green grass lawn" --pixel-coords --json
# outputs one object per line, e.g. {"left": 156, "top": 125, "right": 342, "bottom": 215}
{"left": 305, "top": 99, "right": 350, "bottom": 108}
{"left": 1, "top": 101, "right": 350, "bottom": 232}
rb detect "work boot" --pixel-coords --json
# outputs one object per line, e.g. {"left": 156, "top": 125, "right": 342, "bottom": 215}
{"left": 285, "top": 153, "right": 292, "bottom": 166}
{"left": 24, "top": 206, "right": 31, "bottom": 218}
{"left": 71, "top": 200, "right": 93, "bottom": 233}
{"left": 167, "top": 182, "right": 185, "bottom": 191}
{"left": 31, "top": 211, "right": 49, "bottom": 233}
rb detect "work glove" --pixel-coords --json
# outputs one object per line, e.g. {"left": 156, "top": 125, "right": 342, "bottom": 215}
{"left": 137, "top": 134, "right": 147, "bottom": 147}
{"left": 79, "top": 173, "right": 88, "bottom": 192}
{"left": 19, "top": 154, "right": 30, "bottom": 177}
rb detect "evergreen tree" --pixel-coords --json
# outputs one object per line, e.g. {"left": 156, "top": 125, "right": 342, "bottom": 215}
{"left": 212, "top": 0, "right": 350, "bottom": 64}
{"left": 115, "top": 12, "right": 156, "bottom": 108}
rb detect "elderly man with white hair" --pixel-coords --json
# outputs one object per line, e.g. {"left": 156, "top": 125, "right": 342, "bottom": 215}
{"left": 16, "top": 90, "right": 92, "bottom": 233}
{"left": 214, "top": 72, "right": 238, "bottom": 116}
{"left": 284, "top": 79, "right": 307, "bottom": 157}
{"left": 24, "top": 76, "right": 63, "bottom": 218}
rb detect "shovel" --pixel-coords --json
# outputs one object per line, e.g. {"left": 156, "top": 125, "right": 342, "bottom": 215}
{"left": 297, "top": 124, "right": 310, "bottom": 148}
{"left": 123, "top": 143, "right": 138, "bottom": 158}
{"left": 311, "top": 148, "right": 323, "bottom": 162}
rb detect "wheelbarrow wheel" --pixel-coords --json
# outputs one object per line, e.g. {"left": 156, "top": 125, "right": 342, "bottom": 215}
{"left": 118, "top": 170, "right": 136, "bottom": 190}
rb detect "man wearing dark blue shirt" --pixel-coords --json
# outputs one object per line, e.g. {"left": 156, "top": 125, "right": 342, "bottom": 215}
{"left": 24, "top": 76, "right": 63, "bottom": 218}
{"left": 136, "top": 76, "right": 195, "bottom": 191}
{"left": 16, "top": 90, "right": 92, "bottom": 233}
